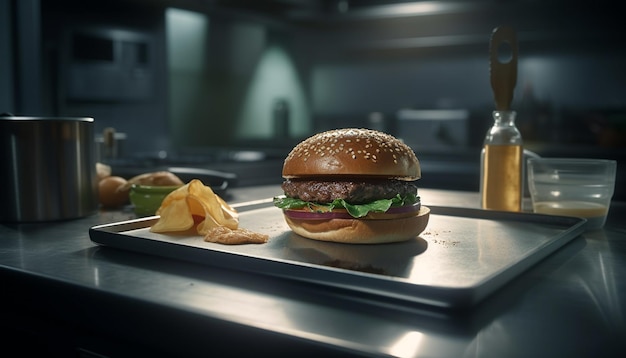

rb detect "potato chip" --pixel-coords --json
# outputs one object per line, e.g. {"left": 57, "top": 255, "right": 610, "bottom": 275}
{"left": 150, "top": 179, "right": 238, "bottom": 234}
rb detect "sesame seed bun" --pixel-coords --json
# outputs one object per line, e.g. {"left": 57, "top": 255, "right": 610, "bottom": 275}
{"left": 282, "top": 128, "right": 420, "bottom": 181}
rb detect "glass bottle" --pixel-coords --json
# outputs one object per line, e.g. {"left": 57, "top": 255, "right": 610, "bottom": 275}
{"left": 480, "top": 110, "right": 523, "bottom": 211}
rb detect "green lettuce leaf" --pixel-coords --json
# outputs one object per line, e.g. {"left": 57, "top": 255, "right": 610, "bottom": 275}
{"left": 273, "top": 193, "right": 419, "bottom": 218}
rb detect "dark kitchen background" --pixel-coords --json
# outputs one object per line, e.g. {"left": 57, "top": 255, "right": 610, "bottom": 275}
{"left": 1, "top": 0, "right": 624, "bottom": 198}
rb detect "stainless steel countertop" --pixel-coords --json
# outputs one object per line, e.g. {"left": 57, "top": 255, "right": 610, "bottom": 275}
{"left": 1, "top": 185, "right": 625, "bottom": 357}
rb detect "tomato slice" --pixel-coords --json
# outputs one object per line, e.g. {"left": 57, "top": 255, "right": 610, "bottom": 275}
{"left": 283, "top": 202, "right": 421, "bottom": 220}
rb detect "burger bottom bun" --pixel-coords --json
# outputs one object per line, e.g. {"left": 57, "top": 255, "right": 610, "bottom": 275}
{"left": 284, "top": 206, "right": 430, "bottom": 244}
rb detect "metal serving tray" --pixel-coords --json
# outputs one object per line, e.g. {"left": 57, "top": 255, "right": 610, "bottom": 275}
{"left": 89, "top": 203, "right": 585, "bottom": 308}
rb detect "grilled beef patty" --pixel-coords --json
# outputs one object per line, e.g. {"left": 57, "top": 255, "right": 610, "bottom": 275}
{"left": 281, "top": 179, "right": 418, "bottom": 204}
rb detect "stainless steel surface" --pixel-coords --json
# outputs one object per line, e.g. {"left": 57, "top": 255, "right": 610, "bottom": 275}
{"left": 2, "top": 186, "right": 625, "bottom": 357}
{"left": 90, "top": 205, "right": 584, "bottom": 308}
{"left": 0, "top": 116, "right": 98, "bottom": 222}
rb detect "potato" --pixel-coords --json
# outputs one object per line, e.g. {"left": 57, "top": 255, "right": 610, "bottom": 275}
{"left": 119, "top": 171, "right": 184, "bottom": 192}
{"left": 99, "top": 176, "right": 129, "bottom": 208}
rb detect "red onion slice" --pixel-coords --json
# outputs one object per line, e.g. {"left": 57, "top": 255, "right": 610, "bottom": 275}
{"left": 284, "top": 202, "right": 421, "bottom": 220}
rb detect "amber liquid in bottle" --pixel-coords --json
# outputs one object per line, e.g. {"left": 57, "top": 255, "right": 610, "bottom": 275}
{"left": 481, "top": 144, "right": 523, "bottom": 211}
{"left": 480, "top": 110, "right": 523, "bottom": 212}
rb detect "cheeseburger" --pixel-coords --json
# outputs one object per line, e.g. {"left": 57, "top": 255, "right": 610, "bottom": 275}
{"left": 273, "top": 128, "right": 429, "bottom": 244}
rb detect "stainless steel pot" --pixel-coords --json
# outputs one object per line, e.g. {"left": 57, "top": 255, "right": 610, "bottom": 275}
{"left": 0, "top": 116, "right": 99, "bottom": 222}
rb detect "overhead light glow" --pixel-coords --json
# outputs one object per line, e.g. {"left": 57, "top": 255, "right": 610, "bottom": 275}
{"left": 348, "top": 1, "right": 474, "bottom": 18}
{"left": 388, "top": 331, "right": 425, "bottom": 357}
{"left": 236, "top": 44, "right": 310, "bottom": 140}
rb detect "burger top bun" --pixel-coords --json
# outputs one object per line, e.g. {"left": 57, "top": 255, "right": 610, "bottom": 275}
{"left": 282, "top": 128, "right": 420, "bottom": 181}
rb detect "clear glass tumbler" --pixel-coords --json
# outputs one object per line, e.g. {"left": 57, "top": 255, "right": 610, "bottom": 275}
{"left": 527, "top": 158, "right": 617, "bottom": 230}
